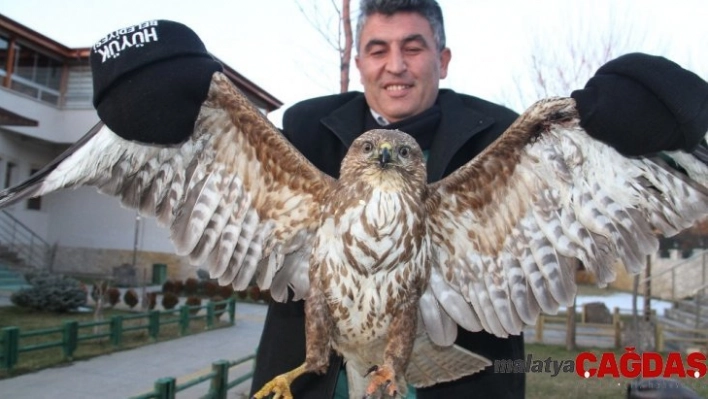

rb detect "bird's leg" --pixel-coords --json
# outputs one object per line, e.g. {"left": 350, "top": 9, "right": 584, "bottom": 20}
{"left": 251, "top": 363, "right": 308, "bottom": 399}
{"left": 252, "top": 281, "right": 333, "bottom": 399}
{"left": 366, "top": 298, "right": 418, "bottom": 398}
{"left": 303, "top": 271, "right": 335, "bottom": 373}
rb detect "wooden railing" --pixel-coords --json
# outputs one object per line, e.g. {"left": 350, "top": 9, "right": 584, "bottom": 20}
{"left": 534, "top": 307, "right": 623, "bottom": 348}
{"left": 0, "top": 297, "right": 236, "bottom": 372}
{"left": 129, "top": 354, "right": 256, "bottom": 399}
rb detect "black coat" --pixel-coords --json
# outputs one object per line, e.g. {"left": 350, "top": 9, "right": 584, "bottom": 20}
{"left": 251, "top": 89, "right": 526, "bottom": 398}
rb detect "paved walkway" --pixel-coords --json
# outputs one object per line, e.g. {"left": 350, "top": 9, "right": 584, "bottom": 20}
{"left": 0, "top": 301, "right": 268, "bottom": 399}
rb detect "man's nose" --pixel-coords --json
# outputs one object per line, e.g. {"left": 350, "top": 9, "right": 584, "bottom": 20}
{"left": 385, "top": 48, "right": 407, "bottom": 74}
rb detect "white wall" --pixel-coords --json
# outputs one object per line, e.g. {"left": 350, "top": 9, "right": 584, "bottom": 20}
{"left": 44, "top": 187, "right": 174, "bottom": 252}
{"left": 0, "top": 86, "right": 99, "bottom": 144}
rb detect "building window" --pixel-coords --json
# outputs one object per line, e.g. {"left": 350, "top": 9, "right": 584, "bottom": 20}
{"left": 26, "top": 167, "right": 41, "bottom": 210}
{"left": 4, "top": 161, "right": 16, "bottom": 189}
{"left": 8, "top": 42, "right": 62, "bottom": 106}
{"left": 0, "top": 35, "right": 8, "bottom": 75}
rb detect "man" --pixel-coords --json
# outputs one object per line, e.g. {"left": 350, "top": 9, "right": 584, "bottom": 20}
{"left": 251, "top": 1, "right": 708, "bottom": 398}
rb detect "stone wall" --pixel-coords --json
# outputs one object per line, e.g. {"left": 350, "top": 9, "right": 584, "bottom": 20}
{"left": 51, "top": 245, "right": 197, "bottom": 285}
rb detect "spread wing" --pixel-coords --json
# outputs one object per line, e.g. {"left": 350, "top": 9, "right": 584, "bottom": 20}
{"left": 420, "top": 97, "right": 708, "bottom": 345}
{"left": 0, "top": 72, "right": 335, "bottom": 302}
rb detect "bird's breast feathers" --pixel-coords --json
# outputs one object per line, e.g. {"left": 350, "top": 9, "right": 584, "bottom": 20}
{"left": 318, "top": 187, "right": 426, "bottom": 273}
{"left": 313, "top": 188, "right": 429, "bottom": 343}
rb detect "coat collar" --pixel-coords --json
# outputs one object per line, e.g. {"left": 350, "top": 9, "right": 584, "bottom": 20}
{"left": 320, "top": 89, "right": 495, "bottom": 181}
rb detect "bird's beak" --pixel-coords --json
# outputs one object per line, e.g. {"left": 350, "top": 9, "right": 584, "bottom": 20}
{"left": 379, "top": 143, "right": 392, "bottom": 168}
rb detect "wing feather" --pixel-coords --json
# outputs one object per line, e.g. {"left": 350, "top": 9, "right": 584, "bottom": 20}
{"left": 0, "top": 72, "right": 336, "bottom": 301}
{"left": 424, "top": 97, "right": 708, "bottom": 338}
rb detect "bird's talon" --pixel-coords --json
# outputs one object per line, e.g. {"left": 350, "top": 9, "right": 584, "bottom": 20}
{"left": 365, "top": 364, "right": 399, "bottom": 397}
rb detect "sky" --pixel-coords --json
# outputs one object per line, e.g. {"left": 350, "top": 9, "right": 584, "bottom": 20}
{"left": 2, "top": 0, "right": 706, "bottom": 126}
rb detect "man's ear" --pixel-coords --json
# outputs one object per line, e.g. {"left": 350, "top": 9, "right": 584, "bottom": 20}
{"left": 439, "top": 47, "right": 452, "bottom": 79}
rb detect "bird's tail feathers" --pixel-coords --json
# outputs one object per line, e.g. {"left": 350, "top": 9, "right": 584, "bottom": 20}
{"left": 405, "top": 333, "right": 491, "bottom": 388}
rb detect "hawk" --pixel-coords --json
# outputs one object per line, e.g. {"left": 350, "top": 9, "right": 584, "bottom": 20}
{"left": 2, "top": 72, "right": 707, "bottom": 398}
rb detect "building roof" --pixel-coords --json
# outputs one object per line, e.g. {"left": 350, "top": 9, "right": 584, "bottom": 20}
{"left": 0, "top": 14, "right": 283, "bottom": 112}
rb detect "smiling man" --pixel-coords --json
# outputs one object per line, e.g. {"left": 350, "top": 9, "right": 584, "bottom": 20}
{"left": 250, "top": 0, "right": 708, "bottom": 398}
{"left": 355, "top": 10, "right": 451, "bottom": 124}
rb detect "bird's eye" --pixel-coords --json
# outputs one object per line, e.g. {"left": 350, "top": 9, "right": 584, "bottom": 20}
{"left": 362, "top": 141, "right": 374, "bottom": 153}
{"left": 398, "top": 146, "right": 410, "bottom": 158}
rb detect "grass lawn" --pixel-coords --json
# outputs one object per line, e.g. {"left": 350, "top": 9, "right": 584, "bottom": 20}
{"left": 0, "top": 304, "right": 231, "bottom": 379}
{"left": 524, "top": 343, "right": 708, "bottom": 398}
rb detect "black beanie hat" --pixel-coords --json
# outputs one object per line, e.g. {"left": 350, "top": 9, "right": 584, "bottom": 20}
{"left": 571, "top": 53, "right": 708, "bottom": 156}
{"left": 91, "top": 20, "right": 223, "bottom": 144}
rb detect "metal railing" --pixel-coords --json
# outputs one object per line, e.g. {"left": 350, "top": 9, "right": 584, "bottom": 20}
{"left": 0, "top": 210, "right": 52, "bottom": 269}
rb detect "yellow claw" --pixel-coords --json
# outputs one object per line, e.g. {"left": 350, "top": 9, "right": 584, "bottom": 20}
{"left": 252, "top": 363, "right": 308, "bottom": 399}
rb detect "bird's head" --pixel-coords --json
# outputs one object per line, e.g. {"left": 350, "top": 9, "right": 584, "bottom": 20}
{"left": 340, "top": 129, "right": 427, "bottom": 192}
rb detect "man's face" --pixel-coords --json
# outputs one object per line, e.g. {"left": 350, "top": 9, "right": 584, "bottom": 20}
{"left": 355, "top": 12, "right": 451, "bottom": 123}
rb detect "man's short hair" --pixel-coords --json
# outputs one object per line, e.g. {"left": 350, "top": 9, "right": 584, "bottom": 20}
{"left": 355, "top": 0, "right": 446, "bottom": 53}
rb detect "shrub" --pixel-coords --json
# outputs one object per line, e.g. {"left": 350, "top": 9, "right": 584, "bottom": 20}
{"left": 161, "top": 292, "right": 179, "bottom": 310}
{"left": 219, "top": 285, "right": 234, "bottom": 299}
{"left": 236, "top": 290, "right": 248, "bottom": 300}
{"left": 106, "top": 287, "right": 120, "bottom": 307}
{"left": 185, "top": 296, "right": 201, "bottom": 315}
{"left": 173, "top": 280, "right": 184, "bottom": 295}
{"left": 203, "top": 280, "right": 219, "bottom": 297}
{"left": 146, "top": 292, "right": 157, "bottom": 310}
{"left": 162, "top": 279, "right": 176, "bottom": 294}
{"left": 248, "top": 286, "right": 261, "bottom": 301}
{"left": 123, "top": 289, "right": 139, "bottom": 308}
{"left": 11, "top": 271, "right": 86, "bottom": 313}
{"left": 184, "top": 278, "right": 199, "bottom": 295}
{"left": 261, "top": 289, "right": 272, "bottom": 303}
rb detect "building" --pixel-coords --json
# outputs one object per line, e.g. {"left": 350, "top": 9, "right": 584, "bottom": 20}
{"left": 0, "top": 14, "right": 282, "bottom": 284}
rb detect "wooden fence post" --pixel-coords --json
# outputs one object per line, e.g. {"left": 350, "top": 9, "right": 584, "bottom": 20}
{"left": 179, "top": 306, "right": 190, "bottom": 335}
{"left": 1, "top": 326, "right": 19, "bottom": 371}
{"left": 613, "top": 307, "right": 621, "bottom": 348}
{"left": 209, "top": 360, "right": 230, "bottom": 399}
{"left": 535, "top": 315, "right": 544, "bottom": 342}
{"left": 656, "top": 323, "right": 664, "bottom": 352}
{"left": 111, "top": 316, "right": 123, "bottom": 348}
{"left": 155, "top": 377, "right": 176, "bottom": 399}
{"left": 228, "top": 298, "right": 236, "bottom": 325}
{"left": 62, "top": 321, "right": 78, "bottom": 360}
{"left": 206, "top": 301, "right": 215, "bottom": 329}
{"left": 149, "top": 310, "right": 160, "bottom": 340}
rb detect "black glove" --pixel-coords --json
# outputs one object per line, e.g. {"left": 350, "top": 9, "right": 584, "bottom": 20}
{"left": 90, "top": 20, "right": 222, "bottom": 145}
{"left": 571, "top": 53, "right": 708, "bottom": 156}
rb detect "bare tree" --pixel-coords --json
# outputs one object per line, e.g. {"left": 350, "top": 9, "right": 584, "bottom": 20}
{"left": 501, "top": 3, "right": 656, "bottom": 111}
{"left": 295, "top": 0, "right": 354, "bottom": 93}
